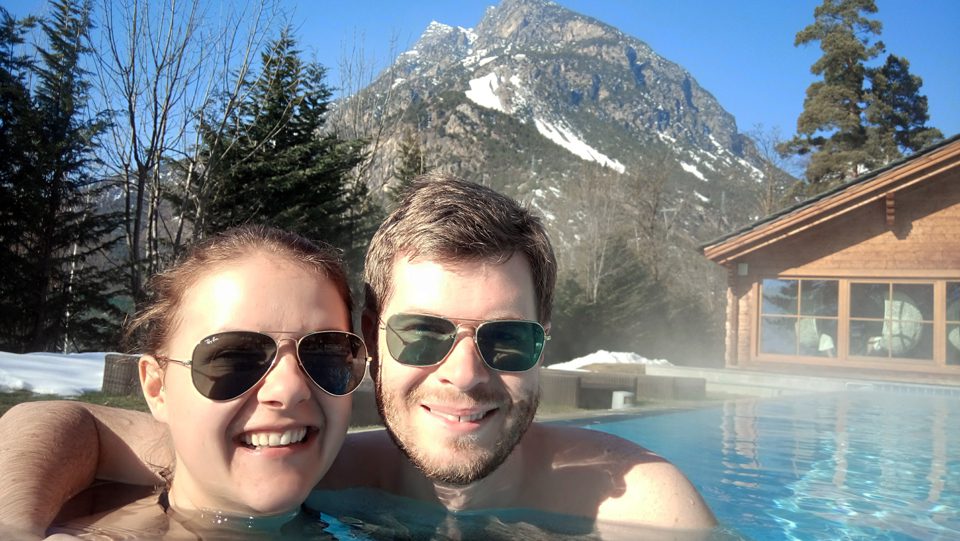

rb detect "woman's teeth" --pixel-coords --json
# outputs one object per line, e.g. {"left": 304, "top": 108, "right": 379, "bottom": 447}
{"left": 241, "top": 427, "right": 308, "bottom": 448}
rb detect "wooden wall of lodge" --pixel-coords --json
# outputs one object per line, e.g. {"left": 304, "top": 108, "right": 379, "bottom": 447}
{"left": 726, "top": 167, "right": 960, "bottom": 372}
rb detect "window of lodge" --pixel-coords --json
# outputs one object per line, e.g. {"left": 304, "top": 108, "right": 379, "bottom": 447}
{"left": 948, "top": 282, "right": 960, "bottom": 365}
{"left": 849, "top": 282, "right": 933, "bottom": 361}
{"left": 758, "top": 278, "right": 960, "bottom": 365}
{"left": 760, "top": 279, "right": 839, "bottom": 357}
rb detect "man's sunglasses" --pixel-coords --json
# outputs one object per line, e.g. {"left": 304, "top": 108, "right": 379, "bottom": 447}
{"left": 157, "top": 330, "right": 369, "bottom": 401}
{"left": 382, "top": 313, "right": 549, "bottom": 372}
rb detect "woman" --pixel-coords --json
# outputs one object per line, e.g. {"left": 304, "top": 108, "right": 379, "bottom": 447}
{"left": 54, "top": 225, "right": 368, "bottom": 537}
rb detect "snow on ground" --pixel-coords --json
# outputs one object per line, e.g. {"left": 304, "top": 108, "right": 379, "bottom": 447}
{"left": 1, "top": 348, "right": 672, "bottom": 395}
{"left": 547, "top": 350, "right": 672, "bottom": 372}
{"left": 0, "top": 351, "right": 108, "bottom": 396}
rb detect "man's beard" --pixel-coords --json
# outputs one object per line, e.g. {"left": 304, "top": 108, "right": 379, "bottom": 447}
{"left": 375, "top": 372, "right": 539, "bottom": 486}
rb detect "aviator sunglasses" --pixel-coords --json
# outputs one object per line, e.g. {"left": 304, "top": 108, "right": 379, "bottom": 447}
{"left": 157, "top": 330, "right": 369, "bottom": 401}
{"left": 382, "top": 313, "right": 549, "bottom": 372}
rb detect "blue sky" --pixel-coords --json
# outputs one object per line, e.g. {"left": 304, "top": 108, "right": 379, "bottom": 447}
{"left": 7, "top": 0, "right": 959, "bottom": 140}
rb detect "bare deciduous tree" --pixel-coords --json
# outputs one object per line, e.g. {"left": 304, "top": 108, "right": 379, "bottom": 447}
{"left": 749, "top": 124, "right": 800, "bottom": 217}
{"left": 624, "top": 147, "right": 676, "bottom": 282}
{"left": 563, "top": 165, "right": 627, "bottom": 304}
{"left": 329, "top": 30, "right": 405, "bottom": 193}
{"left": 91, "top": 0, "right": 281, "bottom": 305}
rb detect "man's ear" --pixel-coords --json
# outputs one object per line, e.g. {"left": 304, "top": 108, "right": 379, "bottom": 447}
{"left": 361, "top": 308, "right": 379, "bottom": 359}
{"left": 361, "top": 308, "right": 380, "bottom": 381}
{"left": 139, "top": 355, "right": 168, "bottom": 424}
{"left": 541, "top": 321, "right": 552, "bottom": 364}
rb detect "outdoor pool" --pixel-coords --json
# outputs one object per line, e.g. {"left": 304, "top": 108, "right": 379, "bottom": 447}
{"left": 581, "top": 390, "right": 959, "bottom": 540}
{"left": 51, "top": 390, "right": 958, "bottom": 539}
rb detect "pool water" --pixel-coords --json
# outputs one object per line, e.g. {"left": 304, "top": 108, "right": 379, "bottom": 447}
{"left": 582, "top": 391, "right": 959, "bottom": 541}
{"left": 52, "top": 391, "right": 957, "bottom": 540}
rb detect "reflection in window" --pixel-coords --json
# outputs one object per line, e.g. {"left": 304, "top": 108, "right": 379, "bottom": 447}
{"left": 948, "top": 283, "right": 960, "bottom": 366}
{"left": 849, "top": 282, "right": 933, "bottom": 361}
{"left": 762, "top": 279, "right": 797, "bottom": 315}
{"left": 801, "top": 280, "right": 838, "bottom": 317}
{"left": 761, "top": 316, "right": 795, "bottom": 355}
{"left": 760, "top": 279, "right": 838, "bottom": 357}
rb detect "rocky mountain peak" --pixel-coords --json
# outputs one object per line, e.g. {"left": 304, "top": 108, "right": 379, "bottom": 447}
{"left": 336, "top": 0, "right": 784, "bottom": 244}
{"left": 476, "top": 0, "right": 614, "bottom": 47}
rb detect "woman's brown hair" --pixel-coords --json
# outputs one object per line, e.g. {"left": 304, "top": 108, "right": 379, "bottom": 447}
{"left": 124, "top": 225, "right": 351, "bottom": 355}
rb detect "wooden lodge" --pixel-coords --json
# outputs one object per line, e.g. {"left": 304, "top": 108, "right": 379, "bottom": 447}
{"left": 702, "top": 135, "right": 960, "bottom": 378}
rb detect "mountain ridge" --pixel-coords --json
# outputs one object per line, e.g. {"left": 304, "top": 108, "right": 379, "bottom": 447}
{"left": 331, "top": 0, "right": 785, "bottom": 359}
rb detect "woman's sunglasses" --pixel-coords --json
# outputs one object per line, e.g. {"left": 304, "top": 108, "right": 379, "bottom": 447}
{"left": 157, "top": 330, "right": 369, "bottom": 401}
{"left": 382, "top": 313, "right": 549, "bottom": 372}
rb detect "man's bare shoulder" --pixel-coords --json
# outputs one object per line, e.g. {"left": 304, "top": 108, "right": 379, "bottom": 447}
{"left": 530, "top": 422, "right": 665, "bottom": 463}
{"left": 526, "top": 422, "right": 716, "bottom": 529}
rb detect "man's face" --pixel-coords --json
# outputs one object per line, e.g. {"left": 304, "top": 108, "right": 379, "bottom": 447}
{"left": 373, "top": 254, "right": 543, "bottom": 485}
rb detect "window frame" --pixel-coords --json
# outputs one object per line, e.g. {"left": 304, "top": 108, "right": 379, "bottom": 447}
{"left": 755, "top": 277, "right": 954, "bottom": 368}
{"left": 758, "top": 278, "right": 839, "bottom": 358}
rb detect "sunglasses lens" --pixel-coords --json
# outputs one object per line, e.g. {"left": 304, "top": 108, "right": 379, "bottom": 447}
{"left": 298, "top": 332, "right": 368, "bottom": 396}
{"left": 476, "top": 321, "right": 545, "bottom": 372}
{"left": 385, "top": 314, "right": 457, "bottom": 366}
{"left": 191, "top": 332, "right": 276, "bottom": 400}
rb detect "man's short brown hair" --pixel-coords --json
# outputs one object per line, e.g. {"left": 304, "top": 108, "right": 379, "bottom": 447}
{"left": 364, "top": 173, "right": 556, "bottom": 323}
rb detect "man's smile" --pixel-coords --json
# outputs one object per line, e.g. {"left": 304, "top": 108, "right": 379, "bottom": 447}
{"left": 421, "top": 403, "right": 499, "bottom": 424}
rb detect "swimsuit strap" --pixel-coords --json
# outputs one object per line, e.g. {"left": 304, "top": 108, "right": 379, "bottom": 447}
{"left": 158, "top": 488, "right": 171, "bottom": 513}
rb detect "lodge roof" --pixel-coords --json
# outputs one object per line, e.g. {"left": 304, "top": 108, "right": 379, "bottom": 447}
{"left": 701, "top": 133, "right": 960, "bottom": 265}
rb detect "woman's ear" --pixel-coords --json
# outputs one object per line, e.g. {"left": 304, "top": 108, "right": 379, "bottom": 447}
{"left": 140, "top": 355, "right": 168, "bottom": 423}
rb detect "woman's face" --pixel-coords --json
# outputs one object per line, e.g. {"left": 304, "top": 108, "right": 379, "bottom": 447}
{"left": 143, "top": 252, "right": 353, "bottom": 516}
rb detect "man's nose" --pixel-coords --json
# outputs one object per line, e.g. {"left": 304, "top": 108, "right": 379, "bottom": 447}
{"left": 431, "top": 330, "right": 490, "bottom": 390}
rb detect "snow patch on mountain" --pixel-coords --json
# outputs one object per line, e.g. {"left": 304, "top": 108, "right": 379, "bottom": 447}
{"left": 680, "top": 161, "right": 707, "bottom": 182}
{"left": 465, "top": 72, "right": 506, "bottom": 112}
{"left": 422, "top": 21, "right": 454, "bottom": 40}
{"left": 534, "top": 118, "right": 626, "bottom": 173}
{"left": 737, "top": 156, "right": 765, "bottom": 181}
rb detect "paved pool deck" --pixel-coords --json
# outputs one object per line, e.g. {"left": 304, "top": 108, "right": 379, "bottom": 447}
{"left": 642, "top": 364, "right": 960, "bottom": 397}
{"left": 349, "top": 363, "right": 960, "bottom": 429}
{"left": 533, "top": 363, "right": 960, "bottom": 422}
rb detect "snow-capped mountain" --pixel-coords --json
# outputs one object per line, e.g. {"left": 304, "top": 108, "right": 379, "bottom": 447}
{"left": 336, "top": 0, "right": 778, "bottom": 247}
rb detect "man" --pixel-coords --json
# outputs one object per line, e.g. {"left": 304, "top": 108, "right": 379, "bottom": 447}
{"left": 0, "top": 175, "right": 716, "bottom": 537}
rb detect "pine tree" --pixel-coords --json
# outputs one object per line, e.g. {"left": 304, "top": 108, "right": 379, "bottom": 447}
{"left": 864, "top": 55, "right": 942, "bottom": 164}
{"left": 0, "top": 1, "right": 121, "bottom": 352}
{"left": 389, "top": 129, "right": 429, "bottom": 204}
{"left": 781, "top": 0, "right": 884, "bottom": 185}
{"left": 782, "top": 0, "right": 941, "bottom": 190}
{"left": 0, "top": 9, "right": 42, "bottom": 351}
{"left": 199, "top": 29, "right": 380, "bottom": 274}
